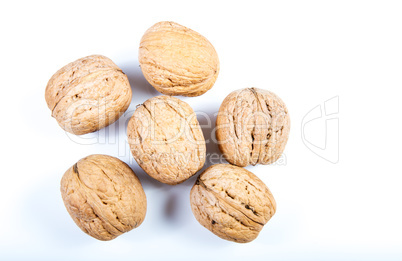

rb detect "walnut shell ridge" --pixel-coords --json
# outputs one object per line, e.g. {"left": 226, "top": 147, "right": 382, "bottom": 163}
{"left": 45, "top": 55, "right": 132, "bottom": 135}
{"left": 60, "top": 154, "right": 147, "bottom": 241}
{"left": 190, "top": 164, "right": 276, "bottom": 243}
{"left": 216, "top": 88, "right": 290, "bottom": 167}
{"left": 127, "top": 96, "right": 206, "bottom": 185}
{"left": 139, "top": 21, "right": 219, "bottom": 97}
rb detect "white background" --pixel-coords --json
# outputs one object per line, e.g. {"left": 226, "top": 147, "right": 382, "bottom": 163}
{"left": 1, "top": 0, "right": 402, "bottom": 260}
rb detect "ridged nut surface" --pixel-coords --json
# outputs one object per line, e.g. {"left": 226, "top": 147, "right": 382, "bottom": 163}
{"left": 45, "top": 55, "right": 132, "bottom": 135}
{"left": 139, "top": 21, "right": 219, "bottom": 97}
{"left": 60, "top": 154, "right": 147, "bottom": 241}
{"left": 127, "top": 96, "right": 206, "bottom": 185}
{"left": 190, "top": 164, "right": 276, "bottom": 243}
{"left": 216, "top": 88, "right": 290, "bottom": 167}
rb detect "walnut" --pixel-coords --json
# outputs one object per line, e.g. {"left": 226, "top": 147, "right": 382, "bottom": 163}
{"left": 190, "top": 164, "right": 276, "bottom": 243}
{"left": 139, "top": 21, "right": 219, "bottom": 97}
{"left": 127, "top": 96, "right": 206, "bottom": 185}
{"left": 215, "top": 88, "right": 290, "bottom": 167}
{"left": 60, "top": 154, "right": 147, "bottom": 241}
{"left": 45, "top": 55, "right": 132, "bottom": 135}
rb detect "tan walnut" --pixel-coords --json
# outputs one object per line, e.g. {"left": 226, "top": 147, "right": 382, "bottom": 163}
{"left": 216, "top": 88, "right": 290, "bottom": 167}
{"left": 139, "top": 21, "right": 219, "bottom": 97}
{"left": 127, "top": 96, "right": 206, "bottom": 185}
{"left": 60, "top": 154, "right": 147, "bottom": 241}
{"left": 45, "top": 55, "right": 132, "bottom": 135}
{"left": 190, "top": 164, "right": 276, "bottom": 243}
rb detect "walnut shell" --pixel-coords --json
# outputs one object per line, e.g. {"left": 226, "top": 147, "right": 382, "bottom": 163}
{"left": 60, "top": 154, "right": 147, "bottom": 241}
{"left": 216, "top": 88, "right": 290, "bottom": 167}
{"left": 139, "top": 21, "right": 219, "bottom": 97}
{"left": 127, "top": 96, "right": 206, "bottom": 185}
{"left": 190, "top": 164, "right": 276, "bottom": 243}
{"left": 45, "top": 55, "right": 132, "bottom": 135}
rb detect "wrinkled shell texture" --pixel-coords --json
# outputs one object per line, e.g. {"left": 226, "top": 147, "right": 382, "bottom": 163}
{"left": 190, "top": 164, "right": 276, "bottom": 243}
{"left": 60, "top": 154, "right": 147, "bottom": 241}
{"left": 216, "top": 88, "right": 290, "bottom": 167}
{"left": 139, "top": 21, "right": 219, "bottom": 97}
{"left": 45, "top": 55, "right": 132, "bottom": 135}
{"left": 127, "top": 96, "right": 206, "bottom": 185}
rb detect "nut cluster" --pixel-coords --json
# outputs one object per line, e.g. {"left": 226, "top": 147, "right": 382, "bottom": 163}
{"left": 47, "top": 21, "right": 290, "bottom": 243}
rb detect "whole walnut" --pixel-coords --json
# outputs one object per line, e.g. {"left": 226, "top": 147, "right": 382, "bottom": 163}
{"left": 60, "top": 154, "right": 147, "bottom": 241}
{"left": 127, "top": 96, "right": 206, "bottom": 185}
{"left": 139, "top": 21, "right": 219, "bottom": 97}
{"left": 216, "top": 88, "right": 290, "bottom": 167}
{"left": 190, "top": 164, "right": 276, "bottom": 243}
{"left": 45, "top": 55, "right": 132, "bottom": 135}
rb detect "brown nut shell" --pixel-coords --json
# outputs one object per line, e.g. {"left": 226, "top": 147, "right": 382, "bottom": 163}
{"left": 216, "top": 88, "right": 290, "bottom": 167}
{"left": 190, "top": 164, "right": 276, "bottom": 243}
{"left": 60, "top": 154, "right": 147, "bottom": 241}
{"left": 45, "top": 55, "right": 132, "bottom": 135}
{"left": 139, "top": 21, "right": 219, "bottom": 97}
{"left": 127, "top": 96, "right": 206, "bottom": 185}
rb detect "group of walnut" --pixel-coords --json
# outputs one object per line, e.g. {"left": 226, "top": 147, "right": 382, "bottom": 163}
{"left": 45, "top": 21, "right": 290, "bottom": 243}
